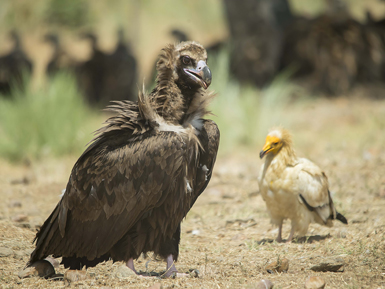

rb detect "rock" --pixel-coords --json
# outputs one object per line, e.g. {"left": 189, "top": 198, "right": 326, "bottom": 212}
{"left": 189, "top": 269, "right": 200, "bottom": 278}
{"left": 147, "top": 283, "right": 162, "bottom": 289}
{"left": 12, "top": 214, "right": 29, "bottom": 223}
{"left": 18, "top": 267, "right": 39, "bottom": 279}
{"left": 13, "top": 250, "right": 26, "bottom": 260}
{"left": 310, "top": 258, "right": 344, "bottom": 272}
{"left": 114, "top": 265, "right": 136, "bottom": 278}
{"left": 45, "top": 256, "right": 60, "bottom": 268}
{"left": 18, "top": 260, "right": 55, "bottom": 278}
{"left": 305, "top": 276, "right": 325, "bottom": 289}
{"left": 336, "top": 230, "right": 347, "bottom": 238}
{"left": 14, "top": 223, "right": 32, "bottom": 229}
{"left": 24, "top": 248, "right": 33, "bottom": 256}
{"left": 0, "top": 247, "right": 14, "bottom": 257}
{"left": 251, "top": 279, "right": 274, "bottom": 289}
{"left": 10, "top": 176, "right": 31, "bottom": 185}
{"left": 8, "top": 200, "right": 22, "bottom": 208}
{"left": 266, "top": 257, "right": 289, "bottom": 273}
{"left": 64, "top": 270, "right": 87, "bottom": 282}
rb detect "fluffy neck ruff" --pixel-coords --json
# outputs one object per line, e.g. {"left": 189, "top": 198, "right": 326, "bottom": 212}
{"left": 264, "top": 128, "right": 297, "bottom": 175}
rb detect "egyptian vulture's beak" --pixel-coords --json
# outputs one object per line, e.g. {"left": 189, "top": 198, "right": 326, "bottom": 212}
{"left": 259, "top": 143, "right": 272, "bottom": 159}
{"left": 184, "top": 60, "right": 212, "bottom": 89}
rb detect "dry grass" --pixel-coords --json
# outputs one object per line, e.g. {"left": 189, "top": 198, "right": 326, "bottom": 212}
{"left": 0, "top": 95, "right": 384, "bottom": 288}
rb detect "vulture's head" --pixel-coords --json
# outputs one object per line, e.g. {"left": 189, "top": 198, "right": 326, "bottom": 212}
{"left": 156, "top": 41, "right": 212, "bottom": 92}
{"left": 260, "top": 128, "right": 293, "bottom": 159}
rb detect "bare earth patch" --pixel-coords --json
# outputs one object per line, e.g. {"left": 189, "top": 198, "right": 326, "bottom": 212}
{"left": 0, "top": 97, "right": 384, "bottom": 288}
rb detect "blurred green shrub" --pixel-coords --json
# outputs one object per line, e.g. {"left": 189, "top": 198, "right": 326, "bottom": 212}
{"left": 0, "top": 72, "right": 99, "bottom": 162}
{"left": 45, "top": 0, "right": 89, "bottom": 29}
{"left": 209, "top": 48, "right": 295, "bottom": 154}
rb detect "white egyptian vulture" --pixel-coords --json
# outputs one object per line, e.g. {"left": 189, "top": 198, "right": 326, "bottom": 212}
{"left": 258, "top": 127, "right": 347, "bottom": 242}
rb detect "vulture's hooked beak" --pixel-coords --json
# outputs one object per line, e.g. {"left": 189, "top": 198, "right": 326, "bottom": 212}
{"left": 259, "top": 144, "right": 272, "bottom": 159}
{"left": 184, "top": 60, "right": 212, "bottom": 89}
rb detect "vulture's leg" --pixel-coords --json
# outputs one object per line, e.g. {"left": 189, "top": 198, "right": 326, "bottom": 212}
{"left": 276, "top": 222, "right": 283, "bottom": 243}
{"left": 287, "top": 226, "right": 295, "bottom": 242}
{"left": 126, "top": 258, "right": 137, "bottom": 274}
{"left": 164, "top": 254, "right": 178, "bottom": 277}
{"left": 164, "top": 254, "right": 189, "bottom": 278}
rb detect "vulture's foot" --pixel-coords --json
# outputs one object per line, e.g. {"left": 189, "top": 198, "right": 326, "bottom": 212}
{"left": 275, "top": 236, "right": 284, "bottom": 243}
{"left": 126, "top": 258, "right": 138, "bottom": 274}
{"left": 163, "top": 254, "right": 179, "bottom": 278}
{"left": 161, "top": 254, "right": 192, "bottom": 278}
{"left": 286, "top": 227, "right": 295, "bottom": 243}
{"left": 275, "top": 223, "right": 284, "bottom": 243}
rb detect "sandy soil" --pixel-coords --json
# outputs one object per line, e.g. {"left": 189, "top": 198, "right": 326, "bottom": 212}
{"left": 0, "top": 96, "right": 385, "bottom": 288}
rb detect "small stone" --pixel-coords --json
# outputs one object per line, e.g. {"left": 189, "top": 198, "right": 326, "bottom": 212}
{"left": 114, "top": 265, "right": 136, "bottom": 278}
{"left": 0, "top": 247, "right": 14, "bottom": 257}
{"left": 310, "top": 258, "right": 344, "bottom": 272}
{"left": 13, "top": 250, "right": 26, "bottom": 260}
{"left": 10, "top": 176, "right": 31, "bottom": 185}
{"left": 18, "top": 267, "right": 39, "bottom": 278}
{"left": 252, "top": 279, "right": 274, "bottom": 289}
{"left": 64, "top": 270, "right": 87, "bottom": 282}
{"left": 147, "top": 283, "right": 162, "bottom": 289}
{"left": 12, "top": 214, "right": 29, "bottom": 223}
{"left": 19, "top": 260, "right": 55, "bottom": 278}
{"left": 266, "top": 257, "right": 289, "bottom": 273}
{"left": 336, "top": 230, "right": 347, "bottom": 238}
{"left": 45, "top": 256, "right": 60, "bottom": 268}
{"left": 8, "top": 200, "right": 22, "bottom": 208}
{"left": 24, "top": 248, "right": 33, "bottom": 256}
{"left": 305, "top": 276, "right": 325, "bottom": 289}
{"left": 189, "top": 269, "right": 200, "bottom": 278}
{"left": 14, "top": 223, "right": 32, "bottom": 229}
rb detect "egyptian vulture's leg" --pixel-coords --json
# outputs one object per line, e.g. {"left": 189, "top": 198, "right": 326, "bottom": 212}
{"left": 287, "top": 226, "right": 295, "bottom": 242}
{"left": 126, "top": 258, "right": 137, "bottom": 274}
{"left": 276, "top": 222, "right": 283, "bottom": 243}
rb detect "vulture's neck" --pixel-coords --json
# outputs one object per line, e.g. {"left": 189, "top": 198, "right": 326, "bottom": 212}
{"left": 263, "top": 144, "right": 297, "bottom": 178}
{"left": 149, "top": 75, "right": 204, "bottom": 125}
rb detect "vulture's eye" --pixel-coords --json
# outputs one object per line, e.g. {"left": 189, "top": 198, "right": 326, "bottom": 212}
{"left": 273, "top": 142, "right": 279, "bottom": 145}
{"left": 182, "top": 56, "right": 191, "bottom": 65}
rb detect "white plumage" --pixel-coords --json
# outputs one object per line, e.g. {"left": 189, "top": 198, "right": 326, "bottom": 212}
{"left": 258, "top": 127, "right": 347, "bottom": 242}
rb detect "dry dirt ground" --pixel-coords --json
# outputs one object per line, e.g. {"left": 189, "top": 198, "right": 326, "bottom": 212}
{"left": 0, "top": 96, "right": 385, "bottom": 288}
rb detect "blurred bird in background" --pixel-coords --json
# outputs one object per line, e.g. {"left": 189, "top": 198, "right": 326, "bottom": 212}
{"left": 77, "top": 30, "right": 137, "bottom": 107}
{"left": 0, "top": 30, "right": 33, "bottom": 96}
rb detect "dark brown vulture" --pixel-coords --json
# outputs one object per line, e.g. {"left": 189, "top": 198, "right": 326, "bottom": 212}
{"left": 28, "top": 41, "right": 219, "bottom": 277}
{"left": 77, "top": 32, "right": 107, "bottom": 106}
{"left": 77, "top": 31, "right": 138, "bottom": 107}
{"left": 44, "top": 33, "right": 80, "bottom": 77}
{"left": 0, "top": 31, "right": 33, "bottom": 96}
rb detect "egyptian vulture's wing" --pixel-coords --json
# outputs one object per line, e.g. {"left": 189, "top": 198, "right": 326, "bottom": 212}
{"left": 295, "top": 159, "right": 334, "bottom": 223}
{"left": 31, "top": 130, "right": 194, "bottom": 262}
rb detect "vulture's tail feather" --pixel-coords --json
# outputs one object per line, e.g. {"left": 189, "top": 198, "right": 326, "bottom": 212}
{"left": 336, "top": 212, "right": 348, "bottom": 224}
{"left": 27, "top": 203, "right": 61, "bottom": 267}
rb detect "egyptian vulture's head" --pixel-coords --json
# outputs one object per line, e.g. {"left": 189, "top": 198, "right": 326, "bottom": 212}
{"left": 260, "top": 128, "right": 292, "bottom": 159}
{"left": 157, "top": 41, "right": 212, "bottom": 91}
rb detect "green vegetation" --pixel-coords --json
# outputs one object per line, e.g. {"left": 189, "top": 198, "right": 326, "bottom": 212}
{"left": 0, "top": 72, "right": 100, "bottom": 162}
{"left": 45, "top": 0, "right": 90, "bottom": 29}
{"left": 209, "top": 49, "right": 297, "bottom": 155}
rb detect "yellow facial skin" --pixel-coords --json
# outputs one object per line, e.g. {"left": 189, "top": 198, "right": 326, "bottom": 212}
{"left": 259, "top": 135, "right": 283, "bottom": 159}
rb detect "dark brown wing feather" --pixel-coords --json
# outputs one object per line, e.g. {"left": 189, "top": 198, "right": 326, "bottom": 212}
{"left": 29, "top": 127, "right": 205, "bottom": 264}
